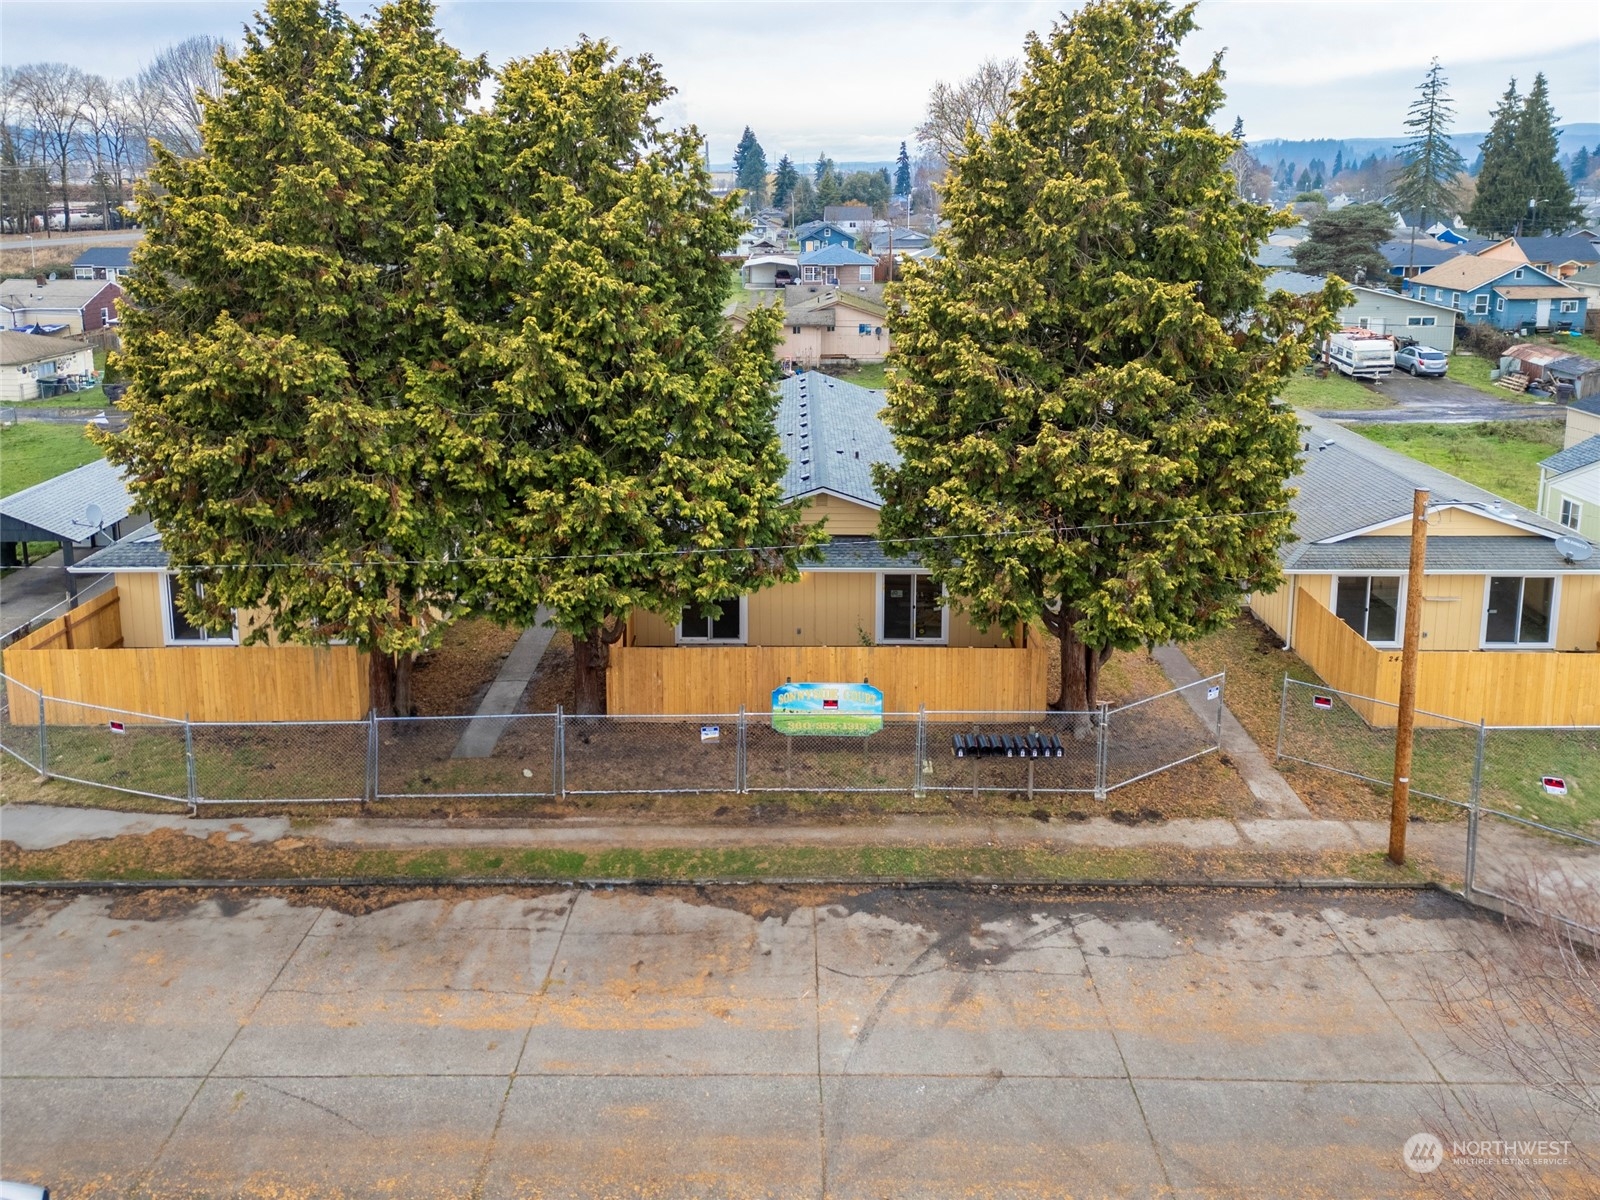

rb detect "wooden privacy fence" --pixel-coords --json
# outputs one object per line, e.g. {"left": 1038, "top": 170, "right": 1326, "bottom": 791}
{"left": 607, "top": 641, "right": 1049, "bottom": 715}
{"left": 1294, "top": 591, "right": 1600, "bottom": 727}
{"left": 2, "top": 588, "right": 369, "bottom": 724}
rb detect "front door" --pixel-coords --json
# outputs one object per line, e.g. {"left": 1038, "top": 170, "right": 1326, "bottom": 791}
{"left": 1536, "top": 299, "right": 1551, "bottom": 327}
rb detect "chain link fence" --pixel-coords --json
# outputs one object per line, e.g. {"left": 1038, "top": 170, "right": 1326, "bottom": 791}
{"left": 1276, "top": 676, "right": 1600, "bottom": 935}
{"left": 0, "top": 671, "right": 1226, "bottom": 809}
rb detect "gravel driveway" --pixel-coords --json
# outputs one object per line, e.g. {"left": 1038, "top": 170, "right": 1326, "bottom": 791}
{"left": 1311, "top": 372, "right": 1558, "bottom": 424}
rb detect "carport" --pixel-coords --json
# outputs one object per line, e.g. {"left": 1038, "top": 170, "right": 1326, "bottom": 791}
{"left": 0, "top": 458, "right": 136, "bottom": 597}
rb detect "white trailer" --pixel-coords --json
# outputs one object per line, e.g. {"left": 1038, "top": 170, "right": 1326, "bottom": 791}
{"left": 1326, "top": 330, "right": 1394, "bottom": 381}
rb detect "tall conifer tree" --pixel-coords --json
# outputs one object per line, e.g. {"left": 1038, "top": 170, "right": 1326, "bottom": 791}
{"left": 894, "top": 141, "right": 913, "bottom": 197}
{"left": 1391, "top": 59, "right": 1466, "bottom": 230}
{"left": 732, "top": 125, "right": 768, "bottom": 207}
{"left": 1466, "top": 79, "right": 1524, "bottom": 236}
{"left": 875, "top": 0, "right": 1342, "bottom": 711}
{"left": 1515, "top": 73, "right": 1581, "bottom": 233}
{"left": 772, "top": 153, "right": 799, "bottom": 208}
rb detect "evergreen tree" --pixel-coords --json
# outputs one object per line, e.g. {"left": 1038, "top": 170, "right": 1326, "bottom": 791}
{"left": 732, "top": 125, "right": 768, "bottom": 207}
{"left": 894, "top": 140, "right": 912, "bottom": 196}
{"left": 875, "top": 0, "right": 1342, "bottom": 711}
{"left": 1331, "top": 148, "right": 1344, "bottom": 177}
{"left": 1297, "top": 167, "right": 1312, "bottom": 191}
{"left": 425, "top": 41, "right": 822, "bottom": 712}
{"left": 1391, "top": 59, "right": 1467, "bottom": 230}
{"left": 1572, "top": 147, "right": 1592, "bottom": 185}
{"left": 813, "top": 152, "right": 833, "bottom": 183}
{"left": 100, "top": 0, "right": 487, "bottom": 715}
{"left": 788, "top": 174, "right": 820, "bottom": 223}
{"left": 1291, "top": 203, "right": 1394, "bottom": 282}
{"left": 1465, "top": 79, "right": 1523, "bottom": 236}
{"left": 772, "top": 153, "right": 799, "bottom": 208}
{"left": 1516, "top": 73, "right": 1582, "bottom": 232}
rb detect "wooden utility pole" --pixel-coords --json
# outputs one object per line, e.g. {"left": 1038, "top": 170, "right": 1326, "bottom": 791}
{"left": 1389, "top": 488, "right": 1429, "bottom": 865}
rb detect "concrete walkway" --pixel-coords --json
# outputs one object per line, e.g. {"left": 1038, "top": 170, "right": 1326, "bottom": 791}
{"left": 1150, "top": 642, "right": 1312, "bottom": 818}
{"left": 450, "top": 610, "right": 556, "bottom": 758}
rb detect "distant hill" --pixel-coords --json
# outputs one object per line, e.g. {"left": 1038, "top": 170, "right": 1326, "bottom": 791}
{"left": 711, "top": 160, "right": 896, "bottom": 175}
{"left": 1249, "top": 123, "right": 1600, "bottom": 167}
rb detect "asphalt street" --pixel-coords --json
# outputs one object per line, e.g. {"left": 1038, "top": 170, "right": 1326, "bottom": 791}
{"left": 2, "top": 886, "right": 1592, "bottom": 1198}
{"left": 1312, "top": 372, "right": 1558, "bottom": 424}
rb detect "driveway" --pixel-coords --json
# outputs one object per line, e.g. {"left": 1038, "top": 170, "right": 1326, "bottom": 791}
{"left": 2, "top": 886, "right": 1591, "bottom": 1198}
{"left": 1310, "top": 373, "right": 1558, "bottom": 424}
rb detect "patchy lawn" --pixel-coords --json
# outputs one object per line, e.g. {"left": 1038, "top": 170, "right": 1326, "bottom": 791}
{"left": 829, "top": 361, "right": 889, "bottom": 389}
{"left": 1352, "top": 419, "right": 1564, "bottom": 509}
{"left": 1281, "top": 372, "right": 1393, "bottom": 411}
{"left": 410, "top": 617, "right": 527, "bottom": 716}
{"left": 0, "top": 421, "right": 103, "bottom": 495}
{"left": 24, "top": 348, "right": 114, "bottom": 408}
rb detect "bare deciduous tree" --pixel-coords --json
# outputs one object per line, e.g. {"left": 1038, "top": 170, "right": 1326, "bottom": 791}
{"left": 136, "top": 35, "right": 228, "bottom": 158}
{"left": 11, "top": 62, "right": 89, "bottom": 232}
{"left": 1425, "top": 870, "right": 1600, "bottom": 1199}
{"left": 914, "top": 56, "right": 1021, "bottom": 166}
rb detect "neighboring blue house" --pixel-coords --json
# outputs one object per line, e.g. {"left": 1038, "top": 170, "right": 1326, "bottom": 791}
{"left": 795, "top": 222, "right": 859, "bottom": 254}
{"left": 72, "top": 246, "right": 134, "bottom": 281}
{"left": 797, "top": 245, "right": 878, "bottom": 285}
{"left": 1377, "top": 238, "right": 1461, "bottom": 282}
{"left": 1401, "top": 256, "right": 1587, "bottom": 332}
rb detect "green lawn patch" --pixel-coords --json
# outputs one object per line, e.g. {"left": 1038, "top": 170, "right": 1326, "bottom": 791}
{"left": 1351, "top": 420, "right": 1563, "bottom": 508}
{"left": 830, "top": 361, "right": 889, "bottom": 389}
{"left": 0, "top": 422, "right": 104, "bottom": 496}
{"left": 24, "top": 348, "right": 113, "bottom": 408}
{"left": 1282, "top": 372, "right": 1393, "bottom": 411}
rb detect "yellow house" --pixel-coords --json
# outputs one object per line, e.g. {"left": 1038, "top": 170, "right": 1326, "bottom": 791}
{"left": 4, "top": 527, "right": 367, "bottom": 724}
{"left": 1249, "top": 416, "right": 1600, "bottom": 726}
{"left": 608, "top": 371, "right": 1046, "bottom": 714}
{"left": 728, "top": 285, "right": 893, "bottom": 368}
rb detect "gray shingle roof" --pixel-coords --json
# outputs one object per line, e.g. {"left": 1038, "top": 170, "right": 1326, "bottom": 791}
{"left": 0, "top": 459, "right": 134, "bottom": 543}
{"left": 67, "top": 527, "right": 168, "bottom": 572}
{"left": 1572, "top": 395, "right": 1600, "bottom": 417}
{"left": 776, "top": 372, "right": 897, "bottom": 507}
{"left": 813, "top": 537, "right": 919, "bottom": 570}
{"left": 1288, "top": 536, "right": 1594, "bottom": 574}
{"left": 1540, "top": 434, "right": 1600, "bottom": 476}
{"left": 0, "top": 329, "right": 93, "bottom": 366}
{"left": 1377, "top": 239, "right": 1462, "bottom": 269}
{"left": 1283, "top": 416, "right": 1587, "bottom": 572}
{"left": 0, "top": 277, "right": 122, "bottom": 312}
{"left": 71, "top": 246, "right": 134, "bottom": 270}
{"left": 798, "top": 245, "right": 877, "bottom": 267}
{"left": 1513, "top": 236, "right": 1600, "bottom": 265}
{"left": 1265, "top": 270, "right": 1326, "bottom": 296}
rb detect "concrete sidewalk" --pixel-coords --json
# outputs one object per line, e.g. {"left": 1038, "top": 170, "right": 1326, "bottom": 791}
{"left": 450, "top": 610, "right": 555, "bottom": 758}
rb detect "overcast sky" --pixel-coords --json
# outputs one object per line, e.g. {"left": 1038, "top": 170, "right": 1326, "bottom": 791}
{"left": 4, "top": 1, "right": 1597, "bottom": 162}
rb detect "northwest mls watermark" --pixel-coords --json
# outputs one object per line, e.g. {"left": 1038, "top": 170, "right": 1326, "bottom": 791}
{"left": 1404, "top": 1132, "right": 1574, "bottom": 1174}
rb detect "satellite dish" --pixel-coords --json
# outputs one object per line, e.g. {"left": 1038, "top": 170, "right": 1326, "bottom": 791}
{"left": 84, "top": 503, "right": 104, "bottom": 530}
{"left": 47, "top": 272, "right": 57, "bottom": 281}
{"left": 1554, "top": 535, "right": 1593, "bottom": 563}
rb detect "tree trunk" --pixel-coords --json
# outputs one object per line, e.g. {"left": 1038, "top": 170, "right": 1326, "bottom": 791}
{"left": 369, "top": 650, "right": 395, "bottom": 717}
{"left": 1054, "top": 625, "right": 1107, "bottom": 713}
{"left": 394, "top": 652, "right": 415, "bottom": 718}
{"left": 573, "top": 630, "right": 607, "bottom": 715}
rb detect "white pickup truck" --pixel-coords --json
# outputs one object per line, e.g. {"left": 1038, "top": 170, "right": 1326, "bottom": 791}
{"left": 1325, "top": 330, "right": 1394, "bottom": 381}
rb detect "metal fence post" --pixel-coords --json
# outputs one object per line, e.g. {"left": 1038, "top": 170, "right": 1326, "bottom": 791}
{"left": 1215, "top": 672, "right": 1226, "bottom": 749}
{"left": 184, "top": 714, "right": 198, "bottom": 814}
{"left": 1464, "top": 720, "right": 1487, "bottom": 897}
{"left": 1095, "top": 701, "right": 1110, "bottom": 801}
{"left": 366, "top": 707, "right": 379, "bottom": 807}
{"left": 36, "top": 691, "right": 48, "bottom": 779}
{"left": 736, "top": 706, "right": 747, "bottom": 794}
{"left": 554, "top": 704, "right": 565, "bottom": 798}
{"left": 1275, "top": 674, "right": 1290, "bottom": 761}
{"left": 914, "top": 705, "right": 926, "bottom": 798}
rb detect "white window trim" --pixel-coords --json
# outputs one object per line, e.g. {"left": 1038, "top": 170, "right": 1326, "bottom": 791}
{"left": 1473, "top": 294, "right": 1488, "bottom": 314}
{"left": 1330, "top": 574, "right": 1407, "bottom": 648}
{"left": 675, "top": 595, "right": 749, "bottom": 645}
{"left": 1479, "top": 574, "right": 1559, "bottom": 650}
{"left": 875, "top": 571, "right": 949, "bottom": 644}
{"left": 1559, "top": 499, "right": 1582, "bottom": 531}
{"left": 1513, "top": 268, "right": 1525, "bottom": 280}
{"left": 161, "top": 574, "right": 239, "bottom": 646}
{"left": 1451, "top": 292, "right": 1460, "bottom": 308}
{"left": 1559, "top": 299, "right": 1579, "bottom": 313}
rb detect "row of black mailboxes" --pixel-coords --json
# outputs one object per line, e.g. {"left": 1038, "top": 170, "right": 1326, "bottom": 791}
{"left": 952, "top": 732, "right": 1065, "bottom": 759}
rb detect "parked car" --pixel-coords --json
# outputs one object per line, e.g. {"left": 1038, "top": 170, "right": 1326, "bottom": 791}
{"left": 1394, "top": 345, "right": 1449, "bottom": 377}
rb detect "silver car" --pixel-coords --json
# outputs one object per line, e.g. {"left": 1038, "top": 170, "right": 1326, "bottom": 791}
{"left": 1394, "top": 345, "right": 1448, "bottom": 377}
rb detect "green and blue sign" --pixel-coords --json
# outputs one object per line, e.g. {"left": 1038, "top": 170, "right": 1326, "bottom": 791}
{"left": 771, "top": 682, "right": 884, "bottom": 736}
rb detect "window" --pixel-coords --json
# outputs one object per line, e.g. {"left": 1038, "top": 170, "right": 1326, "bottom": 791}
{"left": 1513, "top": 268, "right": 1524, "bottom": 279}
{"left": 1451, "top": 292, "right": 1460, "bottom": 308}
{"left": 1473, "top": 293, "right": 1489, "bottom": 314}
{"left": 1483, "top": 576, "right": 1554, "bottom": 646}
{"left": 858, "top": 322, "right": 872, "bottom": 335}
{"left": 1560, "top": 300, "right": 1579, "bottom": 313}
{"left": 879, "top": 574, "right": 944, "bottom": 642}
{"left": 1560, "top": 499, "right": 1582, "bottom": 530}
{"left": 858, "top": 266, "right": 873, "bottom": 281}
{"left": 802, "top": 265, "right": 819, "bottom": 282}
{"left": 1357, "top": 317, "right": 1370, "bottom": 329}
{"left": 678, "top": 599, "right": 745, "bottom": 643}
{"left": 1334, "top": 576, "right": 1401, "bottom": 645}
{"left": 1496, "top": 297, "right": 1505, "bottom": 312}
{"left": 1434, "top": 288, "right": 1444, "bottom": 302}
{"left": 162, "top": 575, "right": 237, "bottom": 645}
{"left": 1406, "top": 315, "right": 1436, "bottom": 326}
{"left": 790, "top": 325, "right": 802, "bottom": 334}
{"left": 99, "top": 307, "right": 110, "bottom": 324}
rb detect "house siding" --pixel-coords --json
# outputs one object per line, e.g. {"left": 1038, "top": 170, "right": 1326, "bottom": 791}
{"left": 805, "top": 494, "right": 882, "bottom": 535}
{"left": 1565, "top": 408, "right": 1600, "bottom": 448}
{"left": 1543, "top": 469, "right": 1600, "bottom": 542}
{"left": 1342, "top": 295, "right": 1455, "bottom": 353}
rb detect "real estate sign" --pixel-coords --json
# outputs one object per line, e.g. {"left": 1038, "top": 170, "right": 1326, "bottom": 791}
{"left": 770, "top": 682, "right": 884, "bottom": 736}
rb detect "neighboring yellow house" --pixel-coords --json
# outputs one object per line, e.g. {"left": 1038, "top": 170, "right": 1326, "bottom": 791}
{"left": 608, "top": 371, "right": 1045, "bottom": 714}
{"left": 1250, "top": 416, "right": 1600, "bottom": 726}
{"left": 727, "top": 285, "right": 893, "bottom": 368}
{"left": 4, "top": 528, "right": 367, "bottom": 724}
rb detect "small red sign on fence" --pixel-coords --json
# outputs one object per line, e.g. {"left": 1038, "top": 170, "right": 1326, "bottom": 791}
{"left": 108, "top": 720, "right": 126, "bottom": 735}
{"left": 1542, "top": 776, "right": 1567, "bottom": 796}
{"left": 1312, "top": 695, "right": 1334, "bottom": 710}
